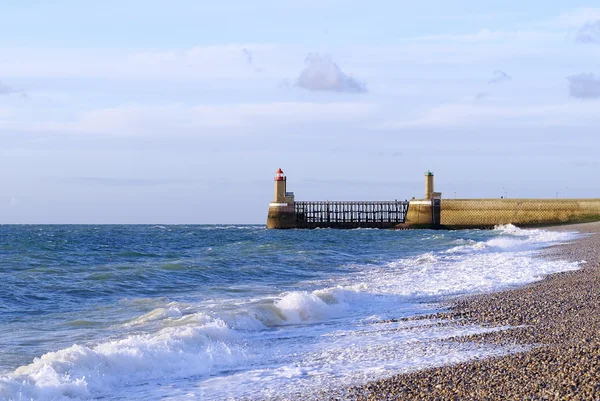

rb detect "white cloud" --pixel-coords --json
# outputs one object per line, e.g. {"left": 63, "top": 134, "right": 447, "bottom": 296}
{"left": 488, "top": 70, "right": 512, "bottom": 84}
{"left": 295, "top": 54, "right": 367, "bottom": 93}
{"left": 29, "top": 102, "right": 377, "bottom": 136}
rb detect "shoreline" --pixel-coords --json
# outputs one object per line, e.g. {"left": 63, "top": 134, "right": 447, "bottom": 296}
{"left": 340, "top": 221, "right": 600, "bottom": 400}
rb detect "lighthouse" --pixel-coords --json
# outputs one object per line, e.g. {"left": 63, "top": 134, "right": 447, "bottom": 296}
{"left": 266, "top": 168, "right": 296, "bottom": 228}
{"left": 425, "top": 171, "right": 434, "bottom": 199}
{"left": 274, "top": 168, "right": 287, "bottom": 203}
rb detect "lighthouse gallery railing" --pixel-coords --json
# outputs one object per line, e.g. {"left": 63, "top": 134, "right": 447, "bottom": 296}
{"left": 294, "top": 200, "right": 409, "bottom": 228}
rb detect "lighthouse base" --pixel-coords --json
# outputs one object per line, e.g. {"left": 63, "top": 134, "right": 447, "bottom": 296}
{"left": 266, "top": 203, "right": 297, "bottom": 229}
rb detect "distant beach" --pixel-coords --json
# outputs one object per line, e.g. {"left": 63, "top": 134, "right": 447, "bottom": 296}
{"left": 342, "top": 222, "right": 600, "bottom": 400}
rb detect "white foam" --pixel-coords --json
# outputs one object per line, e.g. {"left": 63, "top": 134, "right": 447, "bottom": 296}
{"left": 1, "top": 317, "right": 246, "bottom": 401}
{"left": 274, "top": 290, "right": 348, "bottom": 324}
{"left": 446, "top": 224, "right": 579, "bottom": 254}
{"left": 353, "top": 226, "right": 581, "bottom": 298}
{"left": 195, "top": 321, "right": 527, "bottom": 400}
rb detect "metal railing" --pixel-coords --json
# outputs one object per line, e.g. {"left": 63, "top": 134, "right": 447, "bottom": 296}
{"left": 294, "top": 200, "right": 409, "bottom": 228}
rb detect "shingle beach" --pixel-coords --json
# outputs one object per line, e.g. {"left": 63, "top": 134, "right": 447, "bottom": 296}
{"left": 338, "top": 222, "right": 600, "bottom": 400}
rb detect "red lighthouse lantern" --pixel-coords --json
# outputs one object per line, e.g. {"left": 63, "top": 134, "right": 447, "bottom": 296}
{"left": 275, "top": 168, "right": 285, "bottom": 181}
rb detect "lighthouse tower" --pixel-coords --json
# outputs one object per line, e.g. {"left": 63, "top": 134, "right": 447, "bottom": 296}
{"left": 274, "top": 168, "right": 287, "bottom": 203}
{"left": 266, "top": 168, "right": 296, "bottom": 228}
{"left": 425, "top": 171, "right": 434, "bottom": 199}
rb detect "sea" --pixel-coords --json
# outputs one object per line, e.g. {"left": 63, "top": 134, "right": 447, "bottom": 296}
{"left": 0, "top": 224, "right": 582, "bottom": 400}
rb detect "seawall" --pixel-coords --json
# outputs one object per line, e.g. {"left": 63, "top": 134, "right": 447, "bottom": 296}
{"left": 267, "top": 199, "right": 600, "bottom": 229}
{"left": 438, "top": 199, "right": 600, "bottom": 229}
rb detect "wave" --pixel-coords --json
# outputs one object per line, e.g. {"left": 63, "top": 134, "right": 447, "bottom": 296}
{"left": 445, "top": 224, "right": 580, "bottom": 254}
{"left": 0, "top": 288, "right": 356, "bottom": 400}
{"left": 0, "top": 317, "right": 243, "bottom": 401}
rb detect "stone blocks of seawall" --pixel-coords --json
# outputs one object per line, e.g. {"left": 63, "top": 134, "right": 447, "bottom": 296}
{"left": 440, "top": 199, "right": 600, "bottom": 228}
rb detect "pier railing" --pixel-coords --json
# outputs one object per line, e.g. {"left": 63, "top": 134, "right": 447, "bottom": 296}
{"left": 294, "top": 201, "right": 409, "bottom": 228}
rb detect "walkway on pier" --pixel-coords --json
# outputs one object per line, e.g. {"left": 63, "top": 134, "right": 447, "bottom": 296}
{"left": 294, "top": 200, "right": 409, "bottom": 229}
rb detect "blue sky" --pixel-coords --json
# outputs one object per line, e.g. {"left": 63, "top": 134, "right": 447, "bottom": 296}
{"left": 1, "top": 1, "right": 599, "bottom": 223}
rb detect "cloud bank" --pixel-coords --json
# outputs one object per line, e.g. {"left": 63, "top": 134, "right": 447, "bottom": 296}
{"left": 295, "top": 54, "right": 367, "bottom": 93}
{"left": 31, "top": 102, "right": 377, "bottom": 136}
{"left": 568, "top": 73, "right": 600, "bottom": 98}
{"left": 576, "top": 20, "right": 600, "bottom": 43}
{"left": 379, "top": 101, "right": 600, "bottom": 129}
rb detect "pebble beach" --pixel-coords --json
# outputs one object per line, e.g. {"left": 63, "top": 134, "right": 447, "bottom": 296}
{"left": 338, "top": 222, "right": 600, "bottom": 400}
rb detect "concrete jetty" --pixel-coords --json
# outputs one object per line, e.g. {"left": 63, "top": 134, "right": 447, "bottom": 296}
{"left": 266, "top": 169, "right": 600, "bottom": 229}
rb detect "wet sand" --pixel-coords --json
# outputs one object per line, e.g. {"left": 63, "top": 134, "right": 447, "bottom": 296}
{"left": 339, "top": 222, "right": 600, "bottom": 400}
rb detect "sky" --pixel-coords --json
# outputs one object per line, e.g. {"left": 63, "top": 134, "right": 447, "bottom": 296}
{"left": 1, "top": 0, "right": 599, "bottom": 223}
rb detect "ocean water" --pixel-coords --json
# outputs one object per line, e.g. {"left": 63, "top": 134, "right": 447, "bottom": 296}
{"left": 0, "top": 224, "right": 582, "bottom": 400}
